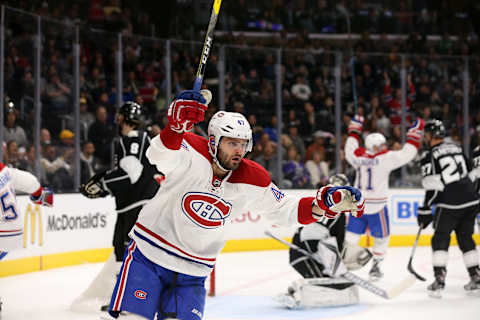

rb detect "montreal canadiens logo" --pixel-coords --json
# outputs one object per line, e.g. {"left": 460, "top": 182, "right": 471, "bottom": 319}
{"left": 134, "top": 290, "right": 147, "bottom": 300}
{"left": 182, "top": 192, "right": 232, "bottom": 229}
{"left": 208, "top": 135, "right": 216, "bottom": 154}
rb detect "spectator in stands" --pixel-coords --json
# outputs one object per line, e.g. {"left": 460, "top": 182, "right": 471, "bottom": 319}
{"left": 383, "top": 72, "right": 415, "bottom": 125}
{"left": 282, "top": 146, "right": 312, "bottom": 189}
{"left": 5, "top": 140, "right": 20, "bottom": 168}
{"left": 286, "top": 124, "right": 306, "bottom": 160}
{"left": 80, "top": 141, "right": 103, "bottom": 185}
{"left": 263, "top": 115, "right": 279, "bottom": 142}
{"left": 40, "top": 143, "right": 73, "bottom": 192}
{"left": 305, "top": 149, "right": 330, "bottom": 188}
{"left": 305, "top": 131, "right": 326, "bottom": 162}
{"left": 254, "top": 140, "right": 281, "bottom": 185}
{"left": 3, "top": 103, "right": 27, "bottom": 148}
{"left": 88, "top": 106, "right": 115, "bottom": 166}
{"left": 45, "top": 73, "right": 71, "bottom": 113}
{"left": 18, "top": 145, "right": 46, "bottom": 184}
{"left": 298, "top": 101, "right": 316, "bottom": 137}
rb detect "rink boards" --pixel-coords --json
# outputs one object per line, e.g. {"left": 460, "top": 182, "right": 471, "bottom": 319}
{"left": 1, "top": 190, "right": 478, "bottom": 277}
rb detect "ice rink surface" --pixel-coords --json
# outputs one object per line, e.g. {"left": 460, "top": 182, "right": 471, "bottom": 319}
{"left": 0, "top": 246, "right": 478, "bottom": 320}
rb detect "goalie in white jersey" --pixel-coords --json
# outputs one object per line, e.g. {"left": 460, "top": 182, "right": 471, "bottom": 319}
{"left": 0, "top": 162, "right": 53, "bottom": 312}
{"left": 344, "top": 116, "right": 424, "bottom": 280}
{"left": 105, "top": 90, "right": 365, "bottom": 320}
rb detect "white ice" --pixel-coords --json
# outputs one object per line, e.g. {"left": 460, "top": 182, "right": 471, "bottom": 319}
{"left": 0, "top": 246, "right": 478, "bottom": 319}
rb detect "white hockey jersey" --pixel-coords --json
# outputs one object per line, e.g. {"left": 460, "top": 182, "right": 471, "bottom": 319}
{"left": 130, "top": 129, "right": 317, "bottom": 277}
{"left": 0, "top": 163, "right": 41, "bottom": 250}
{"left": 345, "top": 135, "right": 417, "bottom": 214}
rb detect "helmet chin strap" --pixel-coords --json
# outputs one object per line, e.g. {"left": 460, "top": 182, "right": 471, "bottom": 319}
{"left": 213, "top": 154, "right": 231, "bottom": 173}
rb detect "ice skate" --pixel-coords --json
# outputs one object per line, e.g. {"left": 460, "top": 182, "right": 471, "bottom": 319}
{"left": 369, "top": 260, "right": 383, "bottom": 281}
{"left": 464, "top": 273, "right": 480, "bottom": 296}
{"left": 275, "top": 287, "right": 300, "bottom": 309}
{"left": 427, "top": 276, "right": 445, "bottom": 298}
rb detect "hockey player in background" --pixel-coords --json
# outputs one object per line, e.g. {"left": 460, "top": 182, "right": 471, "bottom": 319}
{"left": 470, "top": 145, "right": 480, "bottom": 234}
{"left": 73, "top": 102, "right": 161, "bottom": 312}
{"left": 103, "top": 90, "right": 365, "bottom": 320}
{"left": 417, "top": 119, "right": 480, "bottom": 298}
{"left": 0, "top": 163, "right": 53, "bottom": 313}
{"left": 276, "top": 173, "right": 371, "bottom": 309}
{"left": 344, "top": 115, "right": 424, "bottom": 280}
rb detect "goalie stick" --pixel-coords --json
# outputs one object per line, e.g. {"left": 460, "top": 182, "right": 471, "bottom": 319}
{"left": 193, "top": 0, "right": 222, "bottom": 91}
{"left": 407, "top": 225, "right": 426, "bottom": 281}
{"left": 265, "top": 230, "right": 412, "bottom": 299}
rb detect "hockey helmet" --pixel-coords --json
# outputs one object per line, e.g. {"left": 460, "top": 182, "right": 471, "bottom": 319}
{"left": 208, "top": 111, "right": 253, "bottom": 167}
{"left": 328, "top": 173, "right": 350, "bottom": 187}
{"left": 365, "top": 133, "right": 386, "bottom": 152}
{"left": 119, "top": 101, "right": 144, "bottom": 127}
{"left": 424, "top": 119, "right": 445, "bottom": 139}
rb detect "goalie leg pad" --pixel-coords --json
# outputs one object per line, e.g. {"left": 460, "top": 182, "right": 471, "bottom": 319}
{"left": 278, "top": 278, "right": 359, "bottom": 308}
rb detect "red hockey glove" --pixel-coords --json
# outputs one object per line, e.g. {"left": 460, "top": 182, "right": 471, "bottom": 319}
{"left": 348, "top": 115, "right": 364, "bottom": 136}
{"left": 30, "top": 187, "right": 53, "bottom": 207}
{"left": 167, "top": 90, "right": 211, "bottom": 133}
{"left": 407, "top": 118, "right": 425, "bottom": 148}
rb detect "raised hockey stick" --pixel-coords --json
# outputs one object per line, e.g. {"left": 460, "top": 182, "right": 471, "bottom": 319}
{"left": 407, "top": 226, "right": 426, "bottom": 281}
{"left": 265, "top": 230, "right": 410, "bottom": 300}
{"left": 193, "top": 0, "right": 223, "bottom": 91}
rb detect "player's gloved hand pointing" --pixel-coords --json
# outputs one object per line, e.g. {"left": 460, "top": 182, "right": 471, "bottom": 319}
{"left": 168, "top": 89, "right": 212, "bottom": 133}
{"left": 30, "top": 187, "right": 54, "bottom": 207}
{"left": 407, "top": 118, "right": 425, "bottom": 148}
{"left": 314, "top": 186, "right": 364, "bottom": 219}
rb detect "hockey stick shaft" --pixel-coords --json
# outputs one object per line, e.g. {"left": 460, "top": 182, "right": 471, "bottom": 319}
{"left": 193, "top": 0, "right": 223, "bottom": 91}
{"left": 407, "top": 225, "right": 426, "bottom": 281}
{"left": 265, "top": 230, "right": 390, "bottom": 299}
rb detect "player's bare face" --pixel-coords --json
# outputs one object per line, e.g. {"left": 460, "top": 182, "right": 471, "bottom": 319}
{"left": 217, "top": 137, "right": 248, "bottom": 170}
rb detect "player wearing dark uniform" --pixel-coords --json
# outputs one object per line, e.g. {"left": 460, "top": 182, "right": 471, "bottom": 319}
{"left": 470, "top": 145, "right": 480, "bottom": 233}
{"left": 289, "top": 174, "right": 371, "bottom": 278}
{"left": 74, "top": 102, "right": 162, "bottom": 311}
{"left": 417, "top": 119, "right": 480, "bottom": 297}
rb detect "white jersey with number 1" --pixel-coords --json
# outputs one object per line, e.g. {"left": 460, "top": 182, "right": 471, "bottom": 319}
{"left": 0, "top": 162, "right": 41, "bottom": 251}
{"left": 345, "top": 135, "right": 417, "bottom": 214}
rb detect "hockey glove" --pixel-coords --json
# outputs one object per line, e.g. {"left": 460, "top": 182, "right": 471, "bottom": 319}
{"left": 315, "top": 186, "right": 364, "bottom": 219}
{"left": 417, "top": 206, "right": 433, "bottom": 229}
{"left": 406, "top": 118, "right": 425, "bottom": 148}
{"left": 167, "top": 89, "right": 211, "bottom": 133}
{"left": 30, "top": 187, "right": 53, "bottom": 207}
{"left": 347, "top": 115, "right": 364, "bottom": 136}
{"left": 79, "top": 171, "right": 109, "bottom": 199}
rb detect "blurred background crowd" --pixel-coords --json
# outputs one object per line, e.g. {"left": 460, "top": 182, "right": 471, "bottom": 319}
{"left": 1, "top": 0, "right": 480, "bottom": 192}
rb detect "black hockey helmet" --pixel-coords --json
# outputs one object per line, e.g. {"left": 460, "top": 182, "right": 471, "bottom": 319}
{"left": 424, "top": 119, "right": 445, "bottom": 139}
{"left": 328, "top": 173, "right": 350, "bottom": 186}
{"left": 119, "top": 101, "right": 144, "bottom": 127}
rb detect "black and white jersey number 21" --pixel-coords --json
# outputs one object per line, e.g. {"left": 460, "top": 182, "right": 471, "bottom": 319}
{"left": 439, "top": 155, "right": 467, "bottom": 185}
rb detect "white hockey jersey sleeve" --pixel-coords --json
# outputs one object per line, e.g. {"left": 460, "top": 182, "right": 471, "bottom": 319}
{"left": 9, "top": 167, "right": 41, "bottom": 194}
{"left": 146, "top": 129, "right": 191, "bottom": 175}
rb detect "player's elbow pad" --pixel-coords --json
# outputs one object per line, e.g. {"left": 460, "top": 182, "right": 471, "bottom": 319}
{"left": 119, "top": 156, "right": 143, "bottom": 184}
{"left": 421, "top": 175, "right": 444, "bottom": 191}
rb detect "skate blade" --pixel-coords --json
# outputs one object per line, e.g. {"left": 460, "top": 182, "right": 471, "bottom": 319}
{"left": 428, "top": 290, "right": 443, "bottom": 299}
{"left": 369, "top": 275, "right": 382, "bottom": 282}
{"left": 465, "top": 288, "right": 480, "bottom": 297}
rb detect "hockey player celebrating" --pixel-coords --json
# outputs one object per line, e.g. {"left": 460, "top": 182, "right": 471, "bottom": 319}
{"left": 277, "top": 173, "right": 370, "bottom": 309}
{"left": 0, "top": 163, "right": 53, "bottom": 312}
{"left": 104, "top": 90, "right": 364, "bottom": 320}
{"left": 417, "top": 119, "right": 480, "bottom": 297}
{"left": 344, "top": 115, "right": 424, "bottom": 280}
{"left": 73, "top": 102, "right": 161, "bottom": 312}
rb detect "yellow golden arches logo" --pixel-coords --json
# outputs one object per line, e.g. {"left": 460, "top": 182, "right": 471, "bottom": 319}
{"left": 23, "top": 204, "right": 43, "bottom": 248}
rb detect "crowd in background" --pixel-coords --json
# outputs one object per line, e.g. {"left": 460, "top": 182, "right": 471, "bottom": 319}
{"left": 2, "top": 0, "right": 480, "bottom": 192}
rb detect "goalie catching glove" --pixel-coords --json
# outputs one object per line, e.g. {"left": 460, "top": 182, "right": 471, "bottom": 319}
{"left": 314, "top": 186, "right": 364, "bottom": 219}
{"left": 30, "top": 187, "right": 54, "bottom": 207}
{"left": 167, "top": 89, "right": 211, "bottom": 133}
{"left": 79, "top": 171, "right": 109, "bottom": 199}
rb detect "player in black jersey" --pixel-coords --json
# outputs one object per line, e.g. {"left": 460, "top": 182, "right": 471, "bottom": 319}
{"left": 417, "top": 119, "right": 480, "bottom": 297}
{"left": 470, "top": 145, "right": 480, "bottom": 233}
{"left": 73, "top": 102, "right": 162, "bottom": 311}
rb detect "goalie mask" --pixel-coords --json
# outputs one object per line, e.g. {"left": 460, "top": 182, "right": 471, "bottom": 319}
{"left": 208, "top": 111, "right": 253, "bottom": 171}
{"left": 328, "top": 174, "right": 350, "bottom": 187}
{"left": 365, "top": 133, "right": 386, "bottom": 153}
